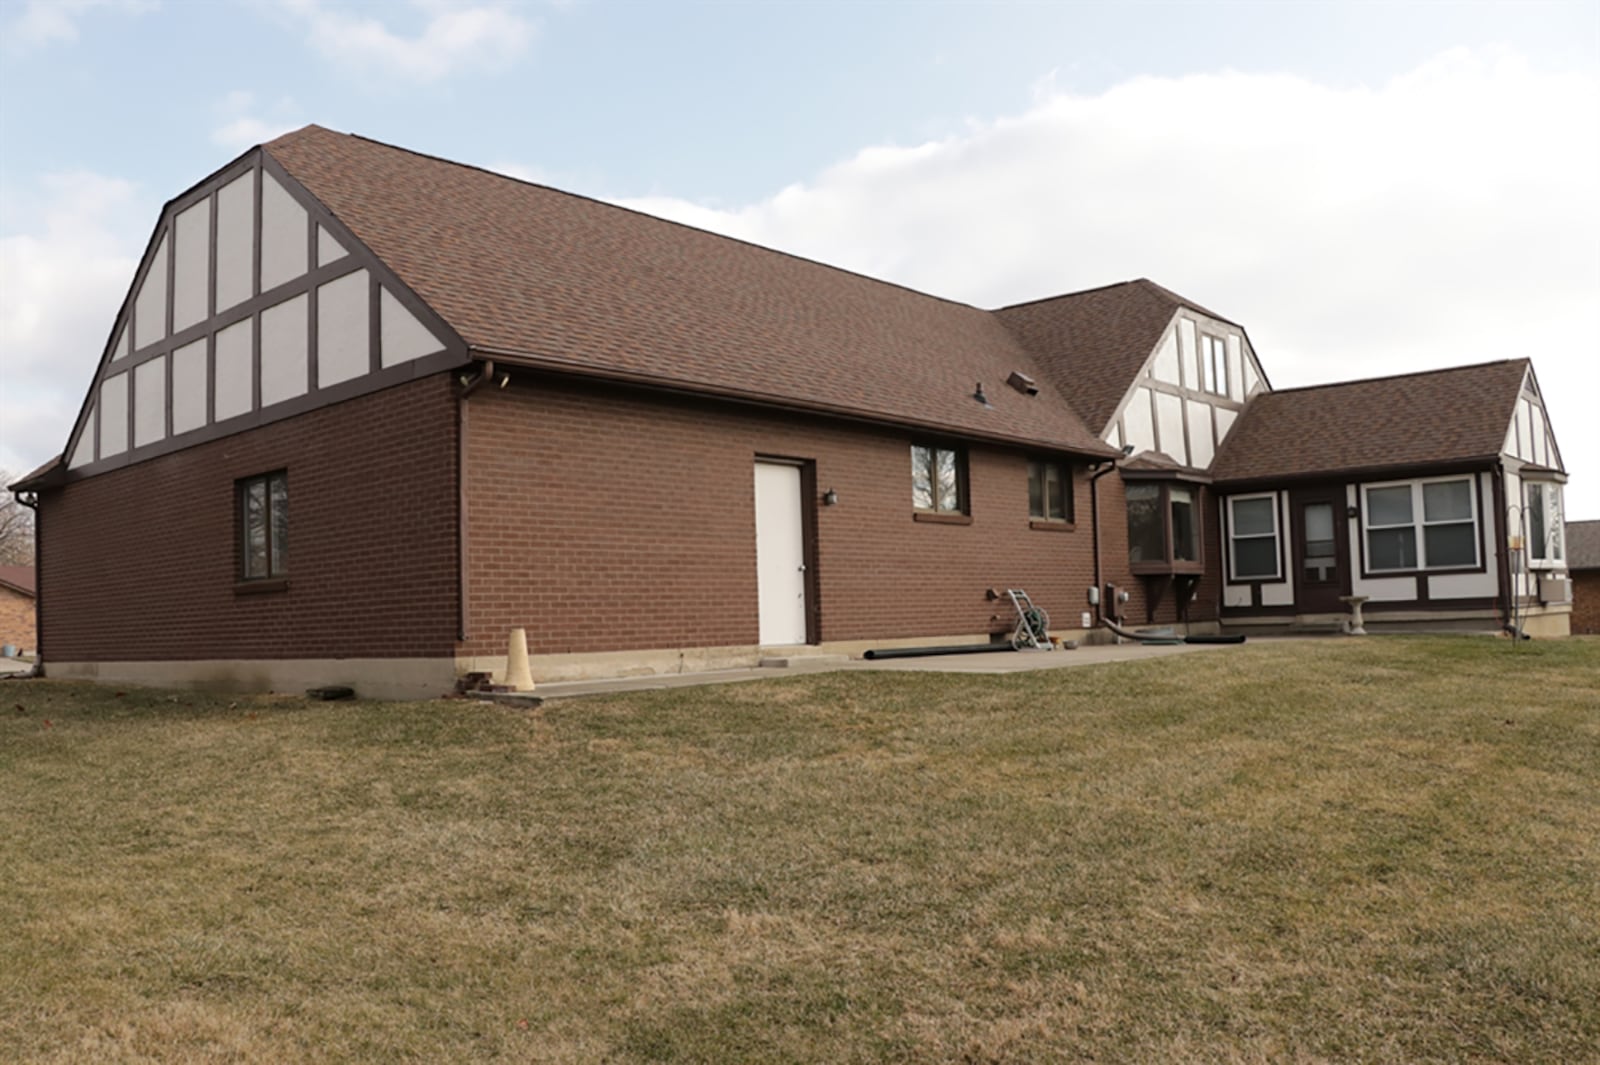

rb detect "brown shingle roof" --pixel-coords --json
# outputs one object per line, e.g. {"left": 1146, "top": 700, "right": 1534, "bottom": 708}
{"left": 993, "top": 279, "right": 1238, "bottom": 434}
{"left": 264, "top": 126, "right": 1111, "bottom": 456}
{"left": 0, "top": 565, "right": 35, "bottom": 597}
{"left": 1211, "top": 359, "right": 1532, "bottom": 484}
{"left": 1567, "top": 520, "right": 1600, "bottom": 570}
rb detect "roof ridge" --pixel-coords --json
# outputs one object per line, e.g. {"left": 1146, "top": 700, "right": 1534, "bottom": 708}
{"left": 1256, "top": 358, "right": 1529, "bottom": 398}
{"left": 993, "top": 278, "right": 1157, "bottom": 312}
{"left": 288, "top": 127, "right": 994, "bottom": 316}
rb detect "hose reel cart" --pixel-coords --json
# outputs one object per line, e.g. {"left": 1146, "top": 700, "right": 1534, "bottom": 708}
{"left": 1006, "top": 588, "right": 1052, "bottom": 651}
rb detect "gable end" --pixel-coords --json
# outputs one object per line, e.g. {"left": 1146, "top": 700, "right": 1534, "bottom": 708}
{"left": 58, "top": 147, "right": 472, "bottom": 484}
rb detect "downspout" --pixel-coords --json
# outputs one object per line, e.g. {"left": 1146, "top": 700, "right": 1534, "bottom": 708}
{"left": 1089, "top": 458, "right": 1123, "bottom": 626}
{"left": 15, "top": 490, "right": 40, "bottom": 675}
{"left": 455, "top": 360, "right": 495, "bottom": 645}
{"left": 1492, "top": 459, "right": 1514, "bottom": 634}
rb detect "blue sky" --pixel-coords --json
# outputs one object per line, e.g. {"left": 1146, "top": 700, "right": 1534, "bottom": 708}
{"left": 2, "top": 0, "right": 1598, "bottom": 515}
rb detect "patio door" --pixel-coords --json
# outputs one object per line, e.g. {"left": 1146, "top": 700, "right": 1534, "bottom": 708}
{"left": 1291, "top": 491, "right": 1348, "bottom": 614}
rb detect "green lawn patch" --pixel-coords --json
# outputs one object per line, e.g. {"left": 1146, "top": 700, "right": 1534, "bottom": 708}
{"left": 3, "top": 636, "right": 1597, "bottom": 1062}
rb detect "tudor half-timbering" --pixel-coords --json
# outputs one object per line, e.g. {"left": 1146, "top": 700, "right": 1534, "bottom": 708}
{"left": 10, "top": 125, "right": 1574, "bottom": 698}
{"left": 1207, "top": 360, "right": 1572, "bottom": 634}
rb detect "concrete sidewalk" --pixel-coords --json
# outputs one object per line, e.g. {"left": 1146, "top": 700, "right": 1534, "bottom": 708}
{"left": 511, "top": 639, "right": 1232, "bottom": 703}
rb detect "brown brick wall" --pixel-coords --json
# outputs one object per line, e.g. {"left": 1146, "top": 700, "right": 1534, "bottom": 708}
{"left": 38, "top": 375, "right": 459, "bottom": 662}
{"left": 1573, "top": 571, "right": 1600, "bottom": 635}
{"left": 460, "top": 378, "right": 1137, "bottom": 657}
{"left": 0, "top": 586, "right": 34, "bottom": 651}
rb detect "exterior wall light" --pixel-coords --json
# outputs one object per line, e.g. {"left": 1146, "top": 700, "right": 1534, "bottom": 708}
{"left": 822, "top": 488, "right": 839, "bottom": 506}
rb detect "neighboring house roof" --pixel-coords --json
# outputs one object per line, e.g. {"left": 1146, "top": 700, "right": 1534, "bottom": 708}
{"left": 263, "top": 126, "right": 1112, "bottom": 457}
{"left": 993, "top": 279, "right": 1240, "bottom": 434}
{"left": 1568, "top": 520, "right": 1600, "bottom": 571}
{"left": 0, "top": 565, "right": 35, "bottom": 598}
{"left": 1210, "top": 359, "right": 1533, "bottom": 485}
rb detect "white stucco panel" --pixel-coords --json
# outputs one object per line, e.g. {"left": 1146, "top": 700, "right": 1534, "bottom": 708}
{"left": 1353, "top": 575, "right": 1417, "bottom": 602}
{"left": 261, "top": 294, "right": 309, "bottom": 406}
{"left": 171, "top": 338, "right": 208, "bottom": 435}
{"left": 1214, "top": 405, "right": 1238, "bottom": 446}
{"left": 260, "top": 171, "right": 308, "bottom": 292}
{"left": 1176, "top": 318, "right": 1196, "bottom": 388}
{"left": 317, "top": 225, "right": 348, "bottom": 267}
{"left": 317, "top": 270, "right": 370, "bottom": 387}
{"left": 1154, "top": 390, "right": 1186, "bottom": 465}
{"left": 1186, "top": 399, "right": 1215, "bottom": 469}
{"left": 1123, "top": 387, "right": 1155, "bottom": 454}
{"left": 69, "top": 406, "right": 96, "bottom": 469}
{"left": 1225, "top": 335, "right": 1243, "bottom": 401}
{"left": 214, "top": 318, "right": 253, "bottom": 422}
{"left": 1223, "top": 584, "right": 1252, "bottom": 608}
{"left": 1150, "top": 329, "right": 1180, "bottom": 385}
{"left": 133, "top": 355, "right": 167, "bottom": 448}
{"left": 132, "top": 234, "right": 168, "bottom": 351}
{"left": 111, "top": 324, "right": 129, "bottom": 362}
{"left": 172, "top": 199, "right": 210, "bottom": 333}
{"left": 215, "top": 170, "right": 254, "bottom": 313}
{"left": 1429, "top": 572, "right": 1496, "bottom": 599}
{"left": 380, "top": 287, "right": 446, "bottom": 367}
{"left": 99, "top": 373, "right": 128, "bottom": 458}
{"left": 1260, "top": 581, "right": 1295, "bottom": 607}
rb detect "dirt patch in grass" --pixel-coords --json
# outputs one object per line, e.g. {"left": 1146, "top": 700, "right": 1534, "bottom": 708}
{"left": 3, "top": 636, "right": 1598, "bottom": 1062}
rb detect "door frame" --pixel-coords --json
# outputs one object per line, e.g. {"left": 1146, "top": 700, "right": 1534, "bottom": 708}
{"left": 1289, "top": 487, "right": 1350, "bottom": 614}
{"left": 754, "top": 455, "right": 820, "bottom": 645}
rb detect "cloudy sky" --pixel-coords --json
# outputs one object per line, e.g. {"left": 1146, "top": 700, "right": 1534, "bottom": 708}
{"left": 2, "top": 0, "right": 1597, "bottom": 515}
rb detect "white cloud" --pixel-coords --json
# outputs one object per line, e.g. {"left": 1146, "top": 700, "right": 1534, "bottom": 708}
{"left": 4, "top": 0, "right": 155, "bottom": 50}
{"left": 613, "top": 49, "right": 1600, "bottom": 515}
{"left": 277, "top": 0, "right": 536, "bottom": 83}
{"left": 0, "top": 172, "right": 145, "bottom": 474}
{"left": 211, "top": 90, "right": 301, "bottom": 150}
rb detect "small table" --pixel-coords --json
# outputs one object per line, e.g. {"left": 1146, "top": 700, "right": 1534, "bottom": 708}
{"left": 1338, "top": 595, "right": 1370, "bottom": 636}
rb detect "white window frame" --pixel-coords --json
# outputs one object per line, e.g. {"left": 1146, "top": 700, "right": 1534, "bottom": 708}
{"left": 1524, "top": 480, "right": 1565, "bottom": 568}
{"left": 1226, "top": 493, "right": 1281, "bottom": 581}
{"left": 1361, "top": 475, "right": 1480, "bottom": 574}
{"left": 1200, "top": 334, "right": 1228, "bottom": 396}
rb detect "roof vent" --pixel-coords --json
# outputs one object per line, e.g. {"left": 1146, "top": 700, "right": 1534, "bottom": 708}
{"left": 1007, "top": 371, "right": 1039, "bottom": 396}
{"left": 973, "top": 382, "right": 992, "bottom": 408}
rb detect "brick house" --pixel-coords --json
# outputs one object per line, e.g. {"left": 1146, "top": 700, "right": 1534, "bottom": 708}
{"left": 1568, "top": 521, "right": 1600, "bottom": 635}
{"left": 0, "top": 565, "right": 35, "bottom": 655}
{"left": 8, "top": 126, "right": 1574, "bottom": 697}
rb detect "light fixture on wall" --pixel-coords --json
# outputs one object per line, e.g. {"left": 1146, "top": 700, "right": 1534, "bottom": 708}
{"left": 1347, "top": 505, "right": 1359, "bottom": 519}
{"left": 822, "top": 488, "right": 839, "bottom": 506}
{"left": 497, "top": 372, "right": 511, "bottom": 389}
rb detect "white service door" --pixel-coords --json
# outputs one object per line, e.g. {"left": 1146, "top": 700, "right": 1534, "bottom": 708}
{"left": 754, "top": 462, "right": 808, "bottom": 645}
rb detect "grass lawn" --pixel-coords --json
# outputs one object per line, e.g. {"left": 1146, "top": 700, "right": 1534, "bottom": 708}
{"left": 3, "top": 636, "right": 1598, "bottom": 1063}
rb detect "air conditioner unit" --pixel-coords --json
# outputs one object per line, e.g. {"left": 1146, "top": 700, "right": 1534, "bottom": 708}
{"left": 1537, "top": 576, "right": 1572, "bottom": 605}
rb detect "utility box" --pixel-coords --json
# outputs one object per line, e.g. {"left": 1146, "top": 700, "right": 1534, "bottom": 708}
{"left": 1538, "top": 576, "right": 1572, "bottom": 604}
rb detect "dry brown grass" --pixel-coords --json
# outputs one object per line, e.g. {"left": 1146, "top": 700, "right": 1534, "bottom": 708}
{"left": 2, "top": 636, "right": 1597, "bottom": 1062}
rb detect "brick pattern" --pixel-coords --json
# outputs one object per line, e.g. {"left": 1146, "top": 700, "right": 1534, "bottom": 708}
{"left": 39, "top": 376, "right": 458, "bottom": 662}
{"left": 459, "top": 378, "right": 1191, "bottom": 658}
{"left": 0, "top": 586, "right": 34, "bottom": 651}
{"left": 1573, "top": 571, "right": 1600, "bottom": 635}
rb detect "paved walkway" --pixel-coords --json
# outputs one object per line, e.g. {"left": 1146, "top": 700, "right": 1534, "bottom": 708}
{"left": 516, "top": 639, "right": 1233, "bottom": 702}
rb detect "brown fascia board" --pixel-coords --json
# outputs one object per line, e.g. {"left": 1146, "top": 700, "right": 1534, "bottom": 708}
{"left": 1120, "top": 466, "right": 1214, "bottom": 484}
{"left": 476, "top": 347, "right": 1121, "bottom": 460}
{"left": 0, "top": 577, "right": 36, "bottom": 599}
{"left": 1212, "top": 455, "right": 1502, "bottom": 492}
{"left": 9, "top": 455, "right": 64, "bottom": 493}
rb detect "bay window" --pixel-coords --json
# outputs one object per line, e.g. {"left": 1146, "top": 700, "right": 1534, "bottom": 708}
{"left": 1127, "top": 480, "right": 1201, "bottom": 573}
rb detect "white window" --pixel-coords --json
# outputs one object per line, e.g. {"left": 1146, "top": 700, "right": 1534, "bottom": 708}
{"left": 1525, "top": 481, "right": 1565, "bottom": 565}
{"left": 1200, "top": 335, "right": 1227, "bottom": 396}
{"left": 1228, "top": 494, "right": 1280, "bottom": 580}
{"left": 1363, "top": 477, "right": 1479, "bottom": 572}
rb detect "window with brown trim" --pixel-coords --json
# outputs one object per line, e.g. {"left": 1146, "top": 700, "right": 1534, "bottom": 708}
{"left": 911, "top": 443, "right": 966, "bottom": 514}
{"left": 240, "top": 471, "right": 288, "bottom": 579}
{"left": 1127, "top": 481, "right": 1201, "bottom": 573}
{"left": 1027, "top": 458, "right": 1071, "bottom": 522}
